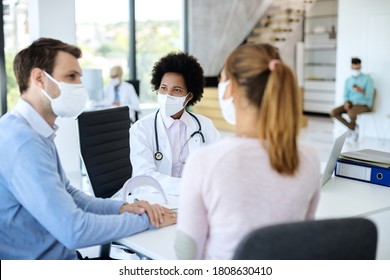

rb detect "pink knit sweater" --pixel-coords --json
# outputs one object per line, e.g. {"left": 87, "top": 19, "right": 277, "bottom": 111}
{"left": 176, "top": 136, "right": 321, "bottom": 259}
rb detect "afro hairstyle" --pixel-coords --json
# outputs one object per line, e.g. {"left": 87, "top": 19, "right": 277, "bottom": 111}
{"left": 150, "top": 52, "right": 205, "bottom": 107}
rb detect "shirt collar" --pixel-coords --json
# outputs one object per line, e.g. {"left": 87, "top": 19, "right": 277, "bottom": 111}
{"left": 159, "top": 109, "right": 192, "bottom": 129}
{"left": 13, "top": 99, "right": 58, "bottom": 140}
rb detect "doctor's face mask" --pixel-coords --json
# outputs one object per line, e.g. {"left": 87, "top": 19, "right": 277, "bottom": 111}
{"left": 157, "top": 92, "right": 190, "bottom": 117}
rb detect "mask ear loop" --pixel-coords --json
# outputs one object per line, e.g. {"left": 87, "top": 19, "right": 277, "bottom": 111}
{"left": 183, "top": 92, "right": 193, "bottom": 108}
{"left": 42, "top": 71, "right": 62, "bottom": 98}
{"left": 40, "top": 71, "right": 59, "bottom": 101}
{"left": 43, "top": 71, "right": 60, "bottom": 86}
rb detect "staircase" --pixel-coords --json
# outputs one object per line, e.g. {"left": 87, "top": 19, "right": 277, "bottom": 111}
{"left": 246, "top": 10, "right": 302, "bottom": 44}
{"left": 245, "top": 0, "right": 314, "bottom": 69}
{"left": 245, "top": 0, "right": 316, "bottom": 128}
{"left": 193, "top": 0, "right": 318, "bottom": 131}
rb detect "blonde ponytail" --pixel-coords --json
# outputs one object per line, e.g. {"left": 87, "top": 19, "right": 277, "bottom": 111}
{"left": 225, "top": 43, "right": 301, "bottom": 175}
{"left": 258, "top": 62, "right": 301, "bottom": 175}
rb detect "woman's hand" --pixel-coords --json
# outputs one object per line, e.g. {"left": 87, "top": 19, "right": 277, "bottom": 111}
{"left": 119, "top": 200, "right": 177, "bottom": 228}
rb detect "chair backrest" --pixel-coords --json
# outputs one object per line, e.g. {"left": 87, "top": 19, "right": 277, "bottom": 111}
{"left": 233, "top": 218, "right": 377, "bottom": 260}
{"left": 367, "top": 88, "right": 377, "bottom": 112}
{"left": 126, "top": 79, "right": 140, "bottom": 97}
{"left": 77, "top": 106, "right": 132, "bottom": 198}
{"left": 126, "top": 79, "right": 140, "bottom": 122}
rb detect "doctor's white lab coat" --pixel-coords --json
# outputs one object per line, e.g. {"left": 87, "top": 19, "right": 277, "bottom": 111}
{"left": 103, "top": 81, "right": 140, "bottom": 121}
{"left": 130, "top": 110, "right": 220, "bottom": 195}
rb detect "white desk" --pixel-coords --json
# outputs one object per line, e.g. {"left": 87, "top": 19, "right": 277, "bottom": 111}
{"left": 117, "top": 176, "right": 390, "bottom": 260}
{"left": 316, "top": 176, "right": 390, "bottom": 218}
{"left": 117, "top": 225, "right": 177, "bottom": 260}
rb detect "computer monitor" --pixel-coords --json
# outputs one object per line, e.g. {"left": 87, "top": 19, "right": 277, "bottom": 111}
{"left": 81, "top": 68, "right": 104, "bottom": 102}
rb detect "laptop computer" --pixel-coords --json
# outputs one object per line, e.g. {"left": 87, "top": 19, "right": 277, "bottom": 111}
{"left": 320, "top": 131, "right": 348, "bottom": 186}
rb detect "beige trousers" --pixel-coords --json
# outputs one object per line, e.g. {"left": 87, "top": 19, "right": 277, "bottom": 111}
{"left": 330, "top": 104, "right": 369, "bottom": 130}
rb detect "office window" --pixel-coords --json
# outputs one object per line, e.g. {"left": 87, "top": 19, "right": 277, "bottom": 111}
{"left": 76, "top": 0, "right": 183, "bottom": 104}
{"left": 3, "top": 0, "right": 29, "bottom": 111}
{"left": 75, "top": 0, "right": 130, "bottom": 86}
{"left": 135, "top": 0, "right": 183, "bottom": 103}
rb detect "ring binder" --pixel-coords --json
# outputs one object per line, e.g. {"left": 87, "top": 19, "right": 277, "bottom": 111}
{"left": 335, "top": 158, "right": 390, "bottom": 187}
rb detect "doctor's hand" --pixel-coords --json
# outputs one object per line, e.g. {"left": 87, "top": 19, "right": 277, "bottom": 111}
{"left": 145, "top": 204, "right": 177, "bottom": 228}
{"left": 158, "top": 207, "right": 177, "bottom": 228}
{"left": 119, "top": 200, "right": 176, "bottom": 228}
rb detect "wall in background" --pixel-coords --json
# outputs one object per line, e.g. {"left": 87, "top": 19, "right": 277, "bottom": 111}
{"left": 189, "top": 0, "right": 272, "bottom": 76}
{"left": 335, "top": 0, "right": 390, "bottom": 139}
{"left": 28, "top": 0, "right": 82, "bottom": 188}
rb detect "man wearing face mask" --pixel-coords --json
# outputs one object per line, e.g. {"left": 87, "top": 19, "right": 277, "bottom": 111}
{"left": 130, "top": 52, "right": 220, "bottom": 196}
{"left": 330, "top": 57, "right": 374, "bottom": 141}
{"left": 102, "top": 66, "right": 140, "bottom": 122}
{"left": 0, "top": 38, "right": 176, "bottom": 260}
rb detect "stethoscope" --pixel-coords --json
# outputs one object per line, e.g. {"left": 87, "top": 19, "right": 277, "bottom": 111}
{"left": 154, "top": 109, "right": 205, "bottom": 161}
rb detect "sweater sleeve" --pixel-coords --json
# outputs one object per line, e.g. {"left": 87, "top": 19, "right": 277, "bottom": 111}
{"left": 9, "top": 139, "right": 152, "bottom": 250}
{"left": 305, "top": 149, "right": 321, "bottom": 220}
{"left": 65, "top": 177, "right": 124, "bottom": 215}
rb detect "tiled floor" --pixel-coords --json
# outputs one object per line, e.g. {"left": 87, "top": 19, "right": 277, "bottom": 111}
{"left": 220, "top": 115, "right": 390, "bottom": 164}
{"left": 299, "top": 115, "right": 390, "bottom": 163}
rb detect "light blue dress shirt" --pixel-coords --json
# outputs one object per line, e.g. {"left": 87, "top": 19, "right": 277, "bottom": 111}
{"left": 0, "top": 99, "right": 152, "bottom": 259}
{"left": 344, "top": 73, "right": 375, "bottom": 108}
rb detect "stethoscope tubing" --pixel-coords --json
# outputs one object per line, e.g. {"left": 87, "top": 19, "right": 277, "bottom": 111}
{"left": 154, "top": 109, "right": 204, "bottom": 161}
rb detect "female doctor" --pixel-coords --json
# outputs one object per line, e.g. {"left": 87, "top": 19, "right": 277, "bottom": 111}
{"left": 130, "top": 52, "right": 220, "bottom": 196}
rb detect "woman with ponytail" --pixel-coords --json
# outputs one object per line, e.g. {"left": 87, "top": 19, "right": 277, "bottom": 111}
{"left": 175, "top": 44, "right": 321, "bottom": 259}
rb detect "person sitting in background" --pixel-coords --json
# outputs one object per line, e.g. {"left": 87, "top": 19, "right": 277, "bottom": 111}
{"left": 330, "top": 57, "right": 374, "bottom": 141}
{"left": 175, "top": 43, "right": 321, "bottom": 260}
{"left": 0, "top": 38, "right": 175, "bottom": 260}
{"left": 130, "top": 52, "right": 220, "bottom": 196}
{"left": 103, "top": 66, "right": 140, "bottom": 122}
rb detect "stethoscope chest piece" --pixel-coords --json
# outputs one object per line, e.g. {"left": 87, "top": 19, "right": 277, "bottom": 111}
{"left": 155, "top": 151, "right": 163, "bottom": 161}
{"left": 153, "top": 109, "right": 204, "bottom": 162}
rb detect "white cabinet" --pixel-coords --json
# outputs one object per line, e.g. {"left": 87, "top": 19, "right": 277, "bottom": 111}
{"left": 302, "top": 0, "right": 338, "bottom": 114}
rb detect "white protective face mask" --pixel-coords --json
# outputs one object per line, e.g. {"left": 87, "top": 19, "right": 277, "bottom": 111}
{"left": 41, "top": 72, "right": 89, "bottom": 118}
{"left": 157, "top": 92, "right": 189, "bottom": 117}
{"left": 351, "top": 69, "right": 361, "bottom": 77}
{"left": 218, "top": 80, "right": 236, "bottom": 125}
{"left": 111, "top": 77, "right": 121, "bottom": 86}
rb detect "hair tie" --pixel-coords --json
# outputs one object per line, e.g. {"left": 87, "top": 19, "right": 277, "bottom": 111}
{"left": 268, "top": 59, "right": 280, "bottom": 71}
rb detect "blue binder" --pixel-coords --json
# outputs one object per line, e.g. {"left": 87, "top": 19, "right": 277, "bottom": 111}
{"left": 335, "top": 158, "right": 390, "bottom": 187}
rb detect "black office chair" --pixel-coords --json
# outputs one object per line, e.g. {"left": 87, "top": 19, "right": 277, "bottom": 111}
{"left": 77, "top": 106, "right": 133, "bottom": 259}
{"left": 77, "top": 106, "right": 132, "bottom": 198}
{"left": 126, "top": 79, "right": 140, "bottom": 122}
{"left": 233, "top": 218, "right": 377, "bottom": 260}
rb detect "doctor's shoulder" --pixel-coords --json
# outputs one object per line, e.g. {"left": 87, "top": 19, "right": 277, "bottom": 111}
{"left": 130, "top": 112, "right": 154, "bottom": 132}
